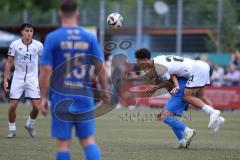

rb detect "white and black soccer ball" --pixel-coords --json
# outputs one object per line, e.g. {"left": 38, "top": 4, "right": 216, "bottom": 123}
{"left": 107, "top": 13, "right": 123, "bottom": 29}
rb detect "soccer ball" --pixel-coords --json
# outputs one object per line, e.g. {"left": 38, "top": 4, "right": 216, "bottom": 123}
{"left": 107, "top": 13, "right": 123, "bottom": 29}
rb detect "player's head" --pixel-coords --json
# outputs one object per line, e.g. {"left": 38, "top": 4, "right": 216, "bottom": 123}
{"left": 135, "top": 48, "right": 151, "bottom": 60}
{"left": 20, "top": 23, "right": 34, "bottom": 41}
{"left": 135, "top": 48, "right": 153, "bottom": 69}
{"left": 59, "top": 0, "right": 79, "bottom": 19}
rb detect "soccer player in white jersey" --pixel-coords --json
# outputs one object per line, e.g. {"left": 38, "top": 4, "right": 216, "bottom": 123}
{"left": 3, "top": 23, "right": 43, "bottom": 138}
{"left": 135, "top": 48, "right": 224, "bottom": 133}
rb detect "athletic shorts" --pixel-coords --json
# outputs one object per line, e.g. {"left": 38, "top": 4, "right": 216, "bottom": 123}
{"left": 164, "top": 96, "right": 188, "bottom": 117}
{"left": 9, "top": 78, "right": 40, "bottom": 99}
{"left": 186, "top": 60, "right": 210, "bottom": 88}
{"left": 51, "top": 95, "right": 96, "bottom": 140}
{"left": 164, "top": 77, "right": 188, "bottom": 117}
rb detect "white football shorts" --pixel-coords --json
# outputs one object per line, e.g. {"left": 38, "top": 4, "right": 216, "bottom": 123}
{"left": 9, "top": 78, "right": 40, "bottom": 99}
{"left": 186, "top": 60, "right": 210, "bottom": 88}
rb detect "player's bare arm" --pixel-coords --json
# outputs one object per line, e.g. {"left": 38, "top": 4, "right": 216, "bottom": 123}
{"left": 147, "top": 80, "right": 173, "bottom": 97}
{"left": 171, "top": 75, "right": 180, "bottom": 94}
{"left": 39, "top": 65, "right": 52, "bottom": 116}
{"left": 3, "top": 56, "right": 14, "bottom": 93}
{"left": 95, "top": 63, "right": 111, "bottom": 104}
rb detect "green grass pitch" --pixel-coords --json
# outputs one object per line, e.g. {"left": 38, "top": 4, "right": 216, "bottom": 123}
{"left": 0, "top": 104, "right": 240, "bottom": 160}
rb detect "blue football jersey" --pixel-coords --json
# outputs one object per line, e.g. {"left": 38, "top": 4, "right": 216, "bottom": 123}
{"left": 41, "top": 27, "right": 104, "bottom": 111}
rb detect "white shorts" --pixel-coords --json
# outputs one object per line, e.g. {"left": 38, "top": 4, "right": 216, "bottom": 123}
{"left": 186, "top": 61, "right": 210, "bottom": 88}
{"left": 9, "top": 78, "right": 40, "bottom": 99}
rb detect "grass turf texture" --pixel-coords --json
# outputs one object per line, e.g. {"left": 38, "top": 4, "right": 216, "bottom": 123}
{"left": 0, "top": 104, "right": 239, "bottom": 160}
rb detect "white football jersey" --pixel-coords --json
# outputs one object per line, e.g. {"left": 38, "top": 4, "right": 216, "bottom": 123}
{"left": 153, "top": 55, "right": 195, "bottom": 80}
{"left": 8, "top": 39, "right": 43, "bottom": 81}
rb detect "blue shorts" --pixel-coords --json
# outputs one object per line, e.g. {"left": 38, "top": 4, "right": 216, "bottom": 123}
{"left": 50, "top": 94, "right": 96, "bottom": 140}
{"left": 164, "top": 77, "right": 188, "bottom": 116}
{"left": 164, "top": 96, "right": 188, "bottom": 117}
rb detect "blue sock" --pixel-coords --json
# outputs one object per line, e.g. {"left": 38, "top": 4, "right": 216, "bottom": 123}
{"left": 163, "top": 116, "right": 186, "bottom": 131}
{"left": 84, "top": 143, "right": 101, "bottom": 160}
{"left": 56, "top": 151, "right": 71, "bottom": 160}
{"left": 171, "top": 127, "right": 185, "bottom": 141}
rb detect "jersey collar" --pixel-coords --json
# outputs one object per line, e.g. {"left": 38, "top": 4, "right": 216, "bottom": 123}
{"left": 21, "top": 39, "right": 32, "bottom": 46}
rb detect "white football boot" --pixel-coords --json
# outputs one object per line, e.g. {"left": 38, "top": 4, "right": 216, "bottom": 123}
{"left": 211, "top": 116, "right": 225, "bottom": 134}
{"left": 208, "top": 110, "right": 220, "bottom": 129}
{"left": 175, "top": 141, "right": 187, "bottom": 149}
{"left": 185, "top": 129, "right": 197, "bottom": 148}
{"left": 7, "top": 130, "right": 16, "bottom": 139}
{"left": 25, "top": 125, "right": 36, "bottom": 138}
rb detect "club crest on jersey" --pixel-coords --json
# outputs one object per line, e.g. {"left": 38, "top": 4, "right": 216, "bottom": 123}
{"left": 19, "top": 48, "right": 22, "bottom": 51}
{"left": 67, "top": 30, "right": 73, "bottom": 34}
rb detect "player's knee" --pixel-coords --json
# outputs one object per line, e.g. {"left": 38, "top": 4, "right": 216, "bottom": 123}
{"left": 80, "top": 136, "right": 95, "bottom": 148}
{"left": 10, "top": 103, "right": 18, "bottom": 110}
{"left": 158, "top": 113, "right": 166, "bottom": 121}
{"left": 56, "top": 139, "right": 70, "bottom": 151}
{"left": 158, "top": 109, "right": 173, "bottom": 121}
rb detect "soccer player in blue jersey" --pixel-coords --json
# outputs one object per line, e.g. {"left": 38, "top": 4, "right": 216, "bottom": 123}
{"left": 39, "top": 0, "right": 110, "bottom": 160}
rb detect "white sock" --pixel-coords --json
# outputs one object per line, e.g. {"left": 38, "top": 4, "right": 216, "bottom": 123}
{"left": 202, "top": 105, "right": 216, "bottom": 115}
{"left": 184, "top": 127, "right": 191, "bottom": 134}
{"left": 179, "top": 139, "right": 186, "bottom": 144}
{"left": 9, "top": 122, "right": 16, "bottom": 131}
{"left": 26, "top": 116, "right": 36, "bottom": 127}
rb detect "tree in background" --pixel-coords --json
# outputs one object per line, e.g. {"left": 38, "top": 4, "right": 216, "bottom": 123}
{"left": 0, "top": 0, "right": 239, "bottom": 52}
{"left": 184, "top": 0, "right": 238, "bottom": 52}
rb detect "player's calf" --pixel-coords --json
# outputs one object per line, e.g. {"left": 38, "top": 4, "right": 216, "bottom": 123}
{"left": 163, "top": 115, "right": 196, "bottom": 148}
{"left": 80, "top": 137, "right": 101, "bottom": 160}
{"left": 56, "top": 139, "right": 71, "bottom": 160}
{"left": 83, "top": 143, "right": 101, "bottom": 160}
{"left": 7, "top": 101, "right": 18, "bottom": 139}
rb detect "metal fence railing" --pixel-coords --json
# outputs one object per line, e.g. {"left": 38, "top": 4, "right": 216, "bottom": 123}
{"left": 0, "top": 3, "right": 216, "bottom": 28}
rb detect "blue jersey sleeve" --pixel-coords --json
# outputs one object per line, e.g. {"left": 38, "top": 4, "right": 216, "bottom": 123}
{"left": 90, "top": 35, "right": 104, "bottom": 62}
{"left": 41, "top": 34, "right": 53, "bottom": 66}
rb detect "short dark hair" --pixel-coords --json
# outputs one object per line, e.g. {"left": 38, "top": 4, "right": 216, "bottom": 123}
{"left": 60, "top": 0, "right": 78, "bottom": 16}
{"left": 20, "top": 23, "right": 33, "bottom": 31}
{"left": 135, "top": 48, "right": 151, "bottom": 59}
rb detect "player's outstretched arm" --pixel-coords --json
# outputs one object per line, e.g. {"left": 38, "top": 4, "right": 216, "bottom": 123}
{"left": 147, "top": 80, "right": 174, "bottom": 97}
{"left": 3, "top": 56, "right": 14, "bottom": 93}
{"left": 126, "top": 68, "right": 158, "bottom": 84}
{"left": 39, "top": 65, "right": 52, "bottom": 116}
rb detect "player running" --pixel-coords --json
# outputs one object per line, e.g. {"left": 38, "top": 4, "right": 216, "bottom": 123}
{"left": 4, "top": 23, "right": 43, "bottom": 138}
{"left": 39, "top": 0, "right": 110, "bottom": 160}
{"left": 135, "top": 48, "right": 225, "bottom": 133}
